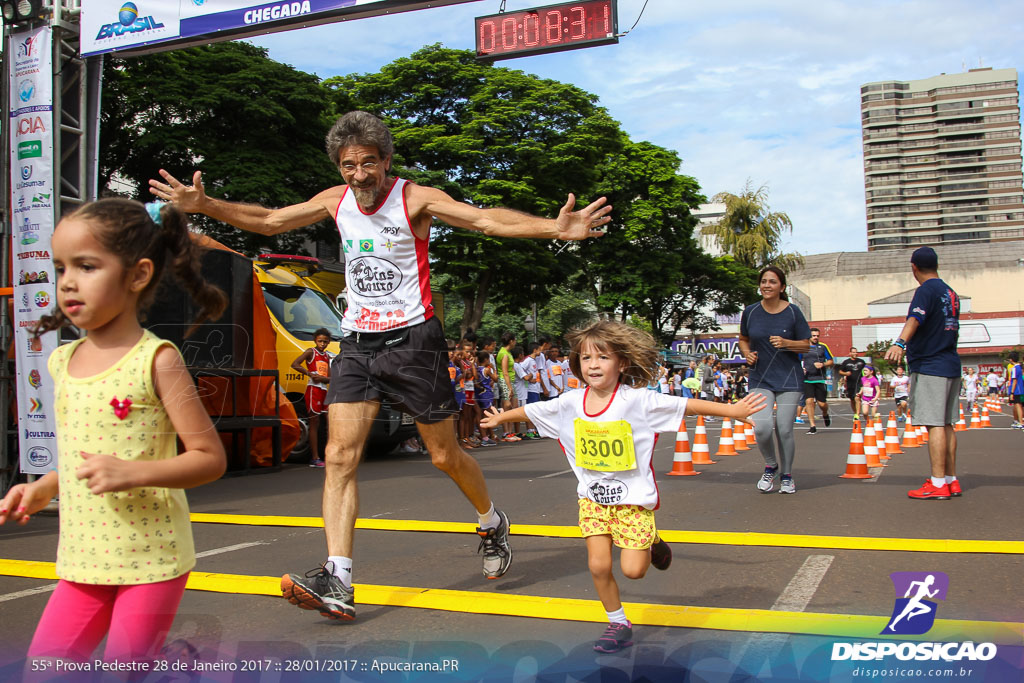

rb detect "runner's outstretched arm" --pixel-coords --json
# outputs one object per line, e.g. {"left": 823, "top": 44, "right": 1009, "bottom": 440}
{"left": 410, "top": 185, "right": 611, "bottom": 241}
{"left": 149, "top": 169, "right": 336, "bottom": 236}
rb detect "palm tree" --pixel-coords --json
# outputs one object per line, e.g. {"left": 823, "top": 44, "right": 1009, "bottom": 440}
{"left": 708, "top": 181, "right": 803, "bottom": 273}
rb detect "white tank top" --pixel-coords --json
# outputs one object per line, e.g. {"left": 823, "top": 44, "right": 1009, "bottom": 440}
{"left": 334, "top": 178, "right": 434, "bottom": 333}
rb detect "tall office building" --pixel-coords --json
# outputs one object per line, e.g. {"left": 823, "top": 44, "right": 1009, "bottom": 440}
{"left": 861, "top": 68, "right": 1023, "bottom": 250}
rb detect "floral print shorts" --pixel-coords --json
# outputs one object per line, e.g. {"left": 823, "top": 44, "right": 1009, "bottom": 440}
{"left": 578, "top": 498, "right": 657, "bottom": 550}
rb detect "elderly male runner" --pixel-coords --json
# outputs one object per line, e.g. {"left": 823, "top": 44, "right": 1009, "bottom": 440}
{"left": 149, "top": 111, "right": 611, "bottom": 620}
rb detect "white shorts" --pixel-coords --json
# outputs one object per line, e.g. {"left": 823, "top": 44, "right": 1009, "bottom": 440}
{"left": 515, "top": 385, "right": 528, "bottom": 402}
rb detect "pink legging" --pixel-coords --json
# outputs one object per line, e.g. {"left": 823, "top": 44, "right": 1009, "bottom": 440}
{"left": 27, "top": 574, "right": 189, "bottom": 662}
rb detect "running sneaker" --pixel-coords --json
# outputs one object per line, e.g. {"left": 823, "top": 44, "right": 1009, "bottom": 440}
{"left": 779, "top": 476, "right": 796, "bottom": 494}
{"left": 807, "top": 426, "right": 818, "bottom": 435}
{"left": 907, "top": 481, "right": 951, "bottom": 500}
{"left": 593, "top": 622, "right": 633, "bottom": 653}
{"left": 794, "top": 418, "right": 804, "bottom": 424}
{"left": 281, "top": 562, "right": 355, "bottom": 620}
{"left": 650, "top": 538, "right": 672, "bottom": 570}
{"left": 823, "top": 413, "right": 832, "bottom": 427}
{"left": 309, "top": 459, "right": 325, "bottom": 468}
{"left": 477, "top": 509, "right": 512, "bottom": 579}
{"left": 948, "top": 480, "right": 963, "bottom": 497}
{"left": 757, "top": 467, "right": 778, "bottom": 493}
{"left": 479, "top": 438, "right": 497, "bottom": 447}
{"left": 502, "top": 434, "right": 521, "bottom": 442}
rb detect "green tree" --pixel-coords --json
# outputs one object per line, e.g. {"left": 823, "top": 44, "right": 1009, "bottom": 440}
{"left": 866, "top": 339, "right": 897, "bottom": 377}
{"left": 99, "top": 42, "right": 340, "bottom": 255}
{"left": 323, "top": 45, "right": 622, "bottom": 335}
{"left": 579, "top": 139, "right": 756, "bottom": 346}
{"left": 708, "top": 180, "right": 803, "bottom": 273}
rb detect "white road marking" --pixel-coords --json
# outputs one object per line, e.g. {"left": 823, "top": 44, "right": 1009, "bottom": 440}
{"left": 538, "top": 469, "right": 573, "bottom": 479}
{"left": 737, "top": 554, "right": 835, "bottom": 674}
{"left": 0, "top": 542, "right": 269, "bottom": 603}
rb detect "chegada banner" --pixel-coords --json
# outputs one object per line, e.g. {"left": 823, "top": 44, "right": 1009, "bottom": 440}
{"left": 80, "top": 0, "right": 480, "bottom": 57}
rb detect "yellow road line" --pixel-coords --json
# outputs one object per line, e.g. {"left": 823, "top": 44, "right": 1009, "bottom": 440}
{"left": 1, "top": 559, "right": 1020, "bottom": 645}
{"left": 188, "top": 513, "right": 1024, "bottom": 555}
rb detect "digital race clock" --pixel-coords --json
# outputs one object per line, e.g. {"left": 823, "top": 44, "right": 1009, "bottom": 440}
{"left": 475, "top": 0, "right": 618, "bottom": 61}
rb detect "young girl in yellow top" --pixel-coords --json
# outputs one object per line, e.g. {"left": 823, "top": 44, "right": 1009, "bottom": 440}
{"left": 481, "top": 320, "right": 766, "bottom": 653}
{"left": 0, "top": 198, "right": 227, "bottom": 664}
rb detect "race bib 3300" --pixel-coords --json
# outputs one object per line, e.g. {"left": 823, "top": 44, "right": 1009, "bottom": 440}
{"left": 574, "top": 419, "right": 636, "bottom": 472}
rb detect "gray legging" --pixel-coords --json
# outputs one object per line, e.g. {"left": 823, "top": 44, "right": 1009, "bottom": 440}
{"left": 749, "top": 388, "right": 803, "bottom": 475}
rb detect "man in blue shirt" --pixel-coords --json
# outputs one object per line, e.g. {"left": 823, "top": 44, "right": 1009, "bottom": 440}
{"left": 1008, "top": 351, "right": 1023, "bottom": 429}
{"left": 884, "top": 247, "right": 961, "bottom": 501}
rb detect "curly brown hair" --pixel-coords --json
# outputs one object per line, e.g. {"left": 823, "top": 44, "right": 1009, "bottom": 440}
{"left": 566, "top": 320, "right": 658, "bottom": 389}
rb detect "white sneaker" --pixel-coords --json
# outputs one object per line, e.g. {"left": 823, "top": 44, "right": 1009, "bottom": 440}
{"left": 757, "top": 467, "right": 778, "bottom": 492}
{"left": 779, "top": 477, "right": 796, "bottom": 494}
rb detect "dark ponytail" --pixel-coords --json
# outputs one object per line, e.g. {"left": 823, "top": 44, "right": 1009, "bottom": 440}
{"left": 34, "top": 198, "right": 226, "bottom": 338}
{"left": 155, "top": 202, "right": 228, "bottom": 336}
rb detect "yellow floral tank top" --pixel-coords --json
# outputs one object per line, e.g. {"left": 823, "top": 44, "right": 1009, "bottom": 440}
{"left": 48, "top": 330, "right": 196, "bottom": 584}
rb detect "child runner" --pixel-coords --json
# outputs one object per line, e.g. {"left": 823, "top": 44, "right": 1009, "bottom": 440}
{"left": 962, "top": 367, "right": 978, "bottom": 416}
{"left": 890, "top": 365, "right": 910, "bottom": 422}
{"left": 0, "top": 198, "right": 227, "bottom": 664}
{"left": 858, "top": 365, "right": 881, "bottom": 422}
{"left": 480, "top": 320, "right": 765, "bottom": 653}
{"left": 290, "top": 328, "right": 334, "bottom": 467}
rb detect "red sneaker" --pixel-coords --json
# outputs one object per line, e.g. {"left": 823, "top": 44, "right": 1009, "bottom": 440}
{"left": 908, "top": 481, "right": 951, "bottom": 500}
{"left": 948, "top": 480, "right": 962, "bottom": 497}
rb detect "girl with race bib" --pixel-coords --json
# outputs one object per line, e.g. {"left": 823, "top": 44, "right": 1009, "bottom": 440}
{"left": 480, "top": 320, "right": 765, "bottom": 654}
{"left": 0, "top": 198, "right": 227, "bottom": 664}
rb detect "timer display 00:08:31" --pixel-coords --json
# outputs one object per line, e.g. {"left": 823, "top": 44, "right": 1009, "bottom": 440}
{"left": 475, "top": 0, "right": 618, "bottom": 61}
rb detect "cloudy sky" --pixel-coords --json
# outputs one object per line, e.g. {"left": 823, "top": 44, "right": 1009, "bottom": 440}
{"left": 250, "top": 0, "right": 1023, "bottom": 256}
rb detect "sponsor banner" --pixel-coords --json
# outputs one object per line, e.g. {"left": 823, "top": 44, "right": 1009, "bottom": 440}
{"left": 9, "top": 27, "right": 58, "bottom": 475}
{"left": 81, "top": 0, "right": 468, "bottom": 56}
{"left": 672, "top": 336, "right": 745, "bottom": 363}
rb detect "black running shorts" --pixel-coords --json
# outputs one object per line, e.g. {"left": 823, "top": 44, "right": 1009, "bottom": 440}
{"left": 803, "top": 382, "right": 827, "bottom": 403}
{"left": 325, "top": 316, "right": 458, "bottom": 424}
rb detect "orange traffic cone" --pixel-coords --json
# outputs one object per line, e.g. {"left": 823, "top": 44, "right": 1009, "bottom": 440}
{"left": 745, "top": 422, "right": 756, "bottom": 449}
{"left": 840, "top": 420, "right": 871, "bottom": 479}
{"left": 980, "top": 404, "right": 992, "bottom": 428}
{"left": 863, "top": 421, "right": 885, "bottom": 468}
{"left": 969, "top": 405, "right": 982, "bottom": 429}
{"left": 714, "top": 418, "right": 739, "bottom": 456}
{"left": 917, "top": 422, "right": 929, "bottom": 443}
{"left": 901, "top": 414, "right": 920, "bottom": 448}
{"left": 989, "top": 398, "right": 1002, "bottom": 413}
{"left": 667, "top": 422, "right": 700, "bottom": 476}
{"left": 884, "top": 412, "right": 903, "bottom": 456}
{"left": 874, "top": 414, "right": 884, "bottom": 436}
{"left": 733, "top": 420, "right": 750, "bottom": 451}
{"left": 691, "top": 416, "right": 716, "bottom": 465}
{"left": 955, "top": 404, "right": 968, "bottom": 432}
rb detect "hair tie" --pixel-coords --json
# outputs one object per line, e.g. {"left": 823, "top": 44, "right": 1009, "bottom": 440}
{"left": 145, "top": 201, "right": 165, "bottom": 226}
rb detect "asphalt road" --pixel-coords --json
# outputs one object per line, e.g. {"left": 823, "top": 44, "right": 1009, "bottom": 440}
{"left": 1, "top": 400, "right": 1022, "bottom": 682}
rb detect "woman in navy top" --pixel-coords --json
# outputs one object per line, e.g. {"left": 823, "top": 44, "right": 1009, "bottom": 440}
{"left": 738, "top": 266, "right": 811, "bottom": 494}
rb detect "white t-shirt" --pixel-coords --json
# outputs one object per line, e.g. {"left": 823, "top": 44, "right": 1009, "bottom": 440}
{"left": 562, "top": 361, "right": 580, "bottom": 391}
{"left": 963, "top": 374, "right": 978, "bottom": 395}
{"left": 891, "top": 374, "right": 910, "bottom": 398}
{"left": 986, "top": 373, "right": 1001, "bottom": 389}
{"left": 524, "top": 384, "right": 688, "bottom": 509}
{"left": 522, "top": 356, "right": 540, "bottom": 395}
{"left": 513, "top": 361, "right": 529, "bottom": 400}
